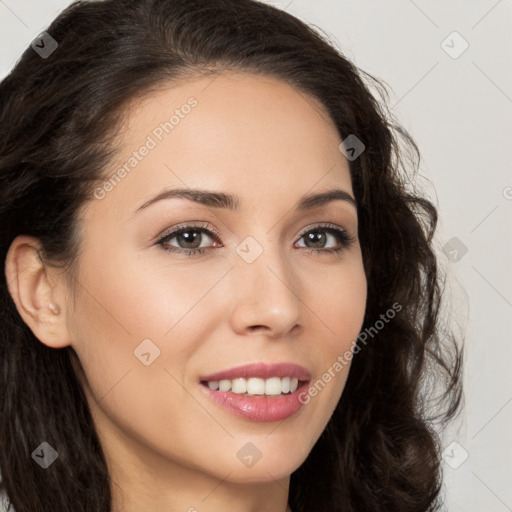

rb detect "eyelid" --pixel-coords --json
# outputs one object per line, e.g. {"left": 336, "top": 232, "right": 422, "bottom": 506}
{"left": 155, "top": 221, "right": 222, "bottom": 244}
{"left": 296, "top": 223, "right": 357, "bottom": 249}
{"left": 155, "top": 221, "right": 353, "bottom": 244}
{"left": 297, "top": 222, "right": 350, "bottom": 238}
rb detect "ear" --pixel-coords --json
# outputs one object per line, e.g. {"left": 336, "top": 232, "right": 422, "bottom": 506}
{"left": 4, "top": 235, "right": 72, "bottom": 349}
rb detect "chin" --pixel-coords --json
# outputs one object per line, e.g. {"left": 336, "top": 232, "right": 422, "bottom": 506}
{"left": 219, "top": 447, "right": 309, "bottom": 484}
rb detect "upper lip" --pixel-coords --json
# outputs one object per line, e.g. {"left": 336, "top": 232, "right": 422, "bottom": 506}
{"left": 199, "top": 362, "right": 311, "bottom": 382}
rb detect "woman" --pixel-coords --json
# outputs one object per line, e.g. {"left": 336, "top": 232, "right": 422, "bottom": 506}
{"left": 0, "top": 0, "right": 463, "bottom": 511}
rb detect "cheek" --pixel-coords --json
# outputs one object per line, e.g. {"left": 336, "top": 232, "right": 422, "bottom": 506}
{"left": 73, "top": 244, "right": 228, "bottom": 341}
{"left": 309, "top": 253, "right": 367, "bottom": 348}
{"left": 68, "top": 246, "right": 235, "bottom": 398}
{"left": 66, "top": 252, "right": 218, "bottom": 463}
{"left": 298, "top": 255, "right": 366, "bottom": 411}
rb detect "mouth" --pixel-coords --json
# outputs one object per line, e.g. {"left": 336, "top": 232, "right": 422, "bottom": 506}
{"left": 200, "top": 376, "right": 307, "bottom": 397}
{"left": 198, "top": 362, "right": 311, "bottom": 422}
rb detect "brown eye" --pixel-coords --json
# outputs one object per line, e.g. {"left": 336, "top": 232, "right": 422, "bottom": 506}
{"left": 156, "top": 223, "right": 221, "bottom": 256}
{"left": 162, "top": 228, "right": 212, "bottom": 250}
{"left": 296, "top": 225, "right": 355, "bottom": 254}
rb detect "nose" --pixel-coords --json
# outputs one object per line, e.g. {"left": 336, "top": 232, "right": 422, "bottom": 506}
{"left": 227, "top": 243, "right": 302, "bottom": 339}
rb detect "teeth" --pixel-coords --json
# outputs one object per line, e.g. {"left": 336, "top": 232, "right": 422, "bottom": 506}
{"left": 281, "top": 376, "right": 291, "bottom": 393}
{"left": 219, "top": 379, "right": 231, "bottom": 392}
{"left": 231, "top": 378, "right": 247, "bottom": 394}
{"left": 265, "top": 377, "right": 282, "bottom": 395}
{"left": 205, "top": 377, "right": 302, "bottom": 395}
{"left": 247, "top": 377, "right": 265, "bottom": 395}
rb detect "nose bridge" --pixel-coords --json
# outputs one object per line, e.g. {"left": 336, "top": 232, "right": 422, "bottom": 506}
{"left": 228, "top": 233, "right": 301, "bottom": 335}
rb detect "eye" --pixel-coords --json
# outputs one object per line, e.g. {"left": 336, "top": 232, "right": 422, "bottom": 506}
{"left": 295, "top": 224, "right": 355, "bottom": 254}
{"left": 156, "top": 223, "right": 220, "bottom": 256}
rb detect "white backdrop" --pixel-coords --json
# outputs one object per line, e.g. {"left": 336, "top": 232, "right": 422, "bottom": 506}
{"left": 1, "top": 1, "right": 511, "bottom": 511}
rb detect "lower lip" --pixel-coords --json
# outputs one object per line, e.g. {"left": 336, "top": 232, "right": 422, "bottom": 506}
{"left": 200, "top": 383, "right": 308, "bottom": 422}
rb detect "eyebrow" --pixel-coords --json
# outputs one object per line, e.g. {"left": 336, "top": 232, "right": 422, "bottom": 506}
{"left": 133, "top": 187, "right": 357, "bottom": 215}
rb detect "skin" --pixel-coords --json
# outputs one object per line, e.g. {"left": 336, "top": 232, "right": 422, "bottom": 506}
{"left": 5, "top": 71, "right": 367, "bottom": 512}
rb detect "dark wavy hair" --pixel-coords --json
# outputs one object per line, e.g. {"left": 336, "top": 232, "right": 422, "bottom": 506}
{"left": 0, "top": 0, "right": 463, "bottom": 511}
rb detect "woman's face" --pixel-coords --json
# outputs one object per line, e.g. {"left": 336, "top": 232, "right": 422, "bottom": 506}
{"left": 65, "top": 72, "right": 366, "bottom": 489}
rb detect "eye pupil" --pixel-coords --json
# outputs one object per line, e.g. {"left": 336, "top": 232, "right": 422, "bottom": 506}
{"left": 178, "top": 230, "right": 202, "bottom": 249}
{"left": 305, "top": 231, "right": 326, "bottom": 248}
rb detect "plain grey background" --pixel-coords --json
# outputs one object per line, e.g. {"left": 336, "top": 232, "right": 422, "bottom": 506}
{"left": 1, "top": 1, "right": 511, "bottom": 511}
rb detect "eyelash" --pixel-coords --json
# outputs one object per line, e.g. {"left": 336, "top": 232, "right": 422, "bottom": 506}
{"left": 155, "top": 222, "right": 356, "bottom": 257}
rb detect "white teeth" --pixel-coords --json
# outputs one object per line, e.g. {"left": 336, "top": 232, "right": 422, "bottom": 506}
{"left": 231, "top": 378, "right": 247, "bottom": 394}
{"left": 218, "top": 379, "right": 231, "bottom": 392}
{"left": 247, "top": 377, "right": 265, "bottom": 395}
{"left": 205, "top": 376, "right": 302, "bottom": 396}
{"left": 281, "top": 376, "right": 291, "bottom": 394}
{"left": 265, "top": 377, "right": 282, "bottom": 395}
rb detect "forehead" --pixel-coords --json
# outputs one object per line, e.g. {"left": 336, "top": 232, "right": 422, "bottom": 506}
{"left": 89, "top": 71, "right": 353, "bottom": 218}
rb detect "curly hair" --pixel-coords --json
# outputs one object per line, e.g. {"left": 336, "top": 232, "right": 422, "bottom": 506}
{"left": 0, "top": 0, "right": 463, "bottom": 511}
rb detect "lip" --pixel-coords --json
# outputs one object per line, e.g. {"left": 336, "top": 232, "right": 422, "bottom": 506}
{"left": 199, "top": 362, "right": 312, "bottom": 382}
{"left": 199, "top": 362, "right": 311, "bottom": 422}
{"left": 200, "top": 382, "right": 309, "bottom": 422}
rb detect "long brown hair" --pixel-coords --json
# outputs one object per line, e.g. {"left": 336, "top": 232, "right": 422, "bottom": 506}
{"left": 0, "top": 1, "right": 463, "bottom": 510}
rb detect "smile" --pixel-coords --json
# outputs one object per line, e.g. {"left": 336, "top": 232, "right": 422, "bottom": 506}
{"left": 199, "top": 362, "right": 311, "bottom": 422}
{"left": 202, "top": 376, "right": 300, "bottom": 396}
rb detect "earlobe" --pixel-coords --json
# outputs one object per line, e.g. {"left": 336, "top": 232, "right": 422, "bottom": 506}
{"left": 4, "top": 235, "right": 71, "bottom": 349}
